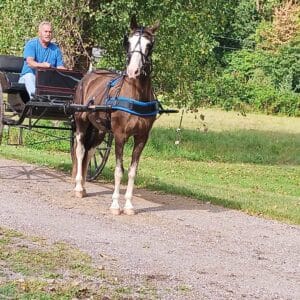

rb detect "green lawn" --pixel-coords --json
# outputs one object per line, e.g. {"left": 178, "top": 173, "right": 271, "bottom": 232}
{"left": 0, "top": 109, "right": 299, "bottom": 224}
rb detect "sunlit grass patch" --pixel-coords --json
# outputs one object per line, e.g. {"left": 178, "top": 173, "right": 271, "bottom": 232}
{"left": 0, "top": 228, "right": 101, "bottom": 280}
{"left": 155, "top": 109, "right": 300, "bottom": 133}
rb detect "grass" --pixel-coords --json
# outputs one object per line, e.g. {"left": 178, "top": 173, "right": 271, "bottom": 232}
{"left": 0, "top": 227, "right": 159, "bottom": 299}
{"left": 0, "top": 227, "right": 106, "bottom": 299}
{"left": 0, "top": 108, "right": 299, "bottom": 224}
{"left": 146, "top": 128, "right": 300, "bottom": 165}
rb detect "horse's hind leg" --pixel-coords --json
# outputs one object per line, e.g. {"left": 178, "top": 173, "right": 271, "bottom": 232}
{"left": 75, "top": 127, "right": 106, "bottom": 198}
{"left": 82, "top": 130, "right": 106, "bottom": 183}
{"left": 111, "top": 136, "right": 125, "bottom": 215}
{"left": 124, "top": 135, "right": 148, "bottom": 215}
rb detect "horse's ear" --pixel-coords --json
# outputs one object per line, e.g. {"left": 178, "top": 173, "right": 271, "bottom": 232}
{"left": 130, "top": 15, "right": 138, "bottom": 30}
{"left": 150, "top": 21, "right": 160, "bottom": 33}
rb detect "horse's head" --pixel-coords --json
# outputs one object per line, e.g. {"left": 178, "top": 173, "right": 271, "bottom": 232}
{"left": 124, "top": 16, "right": 159, "bottom": 79}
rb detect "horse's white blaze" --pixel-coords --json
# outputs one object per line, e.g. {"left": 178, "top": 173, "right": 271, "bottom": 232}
{"left": 127, "top": 34, "right": 150, "bottom": 79}
{"left": 74, "top": 133, "right": 85, "bottom": 192}
{"left": 124, "top": 162, "right": 137, "bottom": 209}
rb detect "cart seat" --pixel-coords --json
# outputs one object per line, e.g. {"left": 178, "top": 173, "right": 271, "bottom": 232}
{"left": 0, "top": 55, "right": 84, "bottom": 105}
{"left": 0, "top": 55, "right": 27, "bottom": 94}
{"left": 0, "top": 55, "right": 23, "bottom": 73}
{"left": 3, "top": 73, "right": 26, "bottom": 92}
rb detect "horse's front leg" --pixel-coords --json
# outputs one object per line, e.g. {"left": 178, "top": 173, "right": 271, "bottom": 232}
{"left": 74, "top": 132, "right": 87, "bottom": 198}
{"left": 124, "top": 135, "right": 148, "bottom": 215}
{"left": 111, "top": 137, "right": 125, "bottom": 215}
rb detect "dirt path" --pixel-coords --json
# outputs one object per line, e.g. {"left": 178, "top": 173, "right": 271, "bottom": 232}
{"left": 0, "top": 158, "right": 299, "bottom": 299}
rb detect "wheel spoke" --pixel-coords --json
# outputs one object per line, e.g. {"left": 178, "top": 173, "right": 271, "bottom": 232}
{"left": 86, "top": 131, "right": 113, "bottom": 181}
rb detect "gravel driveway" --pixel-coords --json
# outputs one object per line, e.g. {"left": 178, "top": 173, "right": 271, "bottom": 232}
{"left": 0, "top": 158, "right": 299, "bottom": 299}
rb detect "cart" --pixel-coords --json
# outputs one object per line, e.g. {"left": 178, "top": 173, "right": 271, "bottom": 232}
{"left": 0, "top": 54, "right": 177, "bottom": 180}
{"left": 0, "top": 55, "right": 113, "bottom": 180}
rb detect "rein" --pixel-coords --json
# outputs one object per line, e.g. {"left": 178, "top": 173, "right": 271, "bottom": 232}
{"left": 54, "top": 69, "right": 81, "bottom": 83}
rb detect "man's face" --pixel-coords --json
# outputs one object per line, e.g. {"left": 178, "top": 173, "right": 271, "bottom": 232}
{"left": 39, "top": 24, "right": 52, "bottom": 44}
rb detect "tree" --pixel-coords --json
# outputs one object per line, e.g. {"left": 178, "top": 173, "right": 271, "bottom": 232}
{"left": 0, "top": 0, "right": 92, "bottom": 69}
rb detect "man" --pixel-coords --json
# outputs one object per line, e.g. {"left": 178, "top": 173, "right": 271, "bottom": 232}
{"left": 19, "top": 21, "right": 66, "bottom": 98}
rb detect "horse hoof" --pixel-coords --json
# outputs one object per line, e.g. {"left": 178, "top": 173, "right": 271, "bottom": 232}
{"left": 123, "top": 208, "right": 136, "bottom": 216}
{"left": 75, "top": 189, "right": 86, "bottom": 198}
{"left": 110, "top": 208, "right": 121, "bottom": 215}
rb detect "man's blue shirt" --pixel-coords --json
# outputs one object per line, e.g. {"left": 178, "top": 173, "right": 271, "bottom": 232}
{"left": 21, "top": 38, "right": 64, "bottom": 76}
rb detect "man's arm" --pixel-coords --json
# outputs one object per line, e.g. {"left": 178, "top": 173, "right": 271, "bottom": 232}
{"left": 26, "top": 57, "right": 51, "bottom": 69}
{"left": 24, "top": 40, "right": 50, "bottom": 69}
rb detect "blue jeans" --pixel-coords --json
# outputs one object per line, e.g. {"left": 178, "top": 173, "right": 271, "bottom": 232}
{"left": 18, "top": 73, "right": 36, "bottom": 99}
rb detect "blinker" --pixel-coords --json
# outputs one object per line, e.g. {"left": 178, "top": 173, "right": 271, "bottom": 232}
{"left": 123, "top": 34, "right": 129, "bottom": 49}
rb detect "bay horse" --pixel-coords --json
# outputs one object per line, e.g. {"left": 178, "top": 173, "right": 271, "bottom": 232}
{"left": 72, "top": 16, "right": 160, "bottom": 215}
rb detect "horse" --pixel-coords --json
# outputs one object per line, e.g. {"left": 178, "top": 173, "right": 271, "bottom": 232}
{"left": 72, "top": 16, "right": 160, "bottom": 215}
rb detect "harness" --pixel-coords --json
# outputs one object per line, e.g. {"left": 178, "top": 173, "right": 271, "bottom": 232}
{"left": 104, "top": 74, "right": 160, "bottom": 117}
{"left": 90, "top": 28, "right": 161, "bottom": 118}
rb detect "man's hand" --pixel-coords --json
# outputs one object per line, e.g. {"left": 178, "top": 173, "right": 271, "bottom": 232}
{"left": 40, "top": 62, "right": 51, "bottom": 68}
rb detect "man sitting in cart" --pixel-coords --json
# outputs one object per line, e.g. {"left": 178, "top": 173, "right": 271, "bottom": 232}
{"left": 18, "top": 21, "right": 66, "bottom": 98}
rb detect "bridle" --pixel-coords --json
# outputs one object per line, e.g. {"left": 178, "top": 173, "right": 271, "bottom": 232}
{"left": 124, "top": 27, "right": 155, "bottom": 75}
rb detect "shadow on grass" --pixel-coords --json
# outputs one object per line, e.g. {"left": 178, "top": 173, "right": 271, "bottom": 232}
{"left": 1, "top": 161, "right": 296, "bottom": 224}
{"left": 91, "top": 180, "right": 236, "bottom": 215}
{"left": 1, "top": 140, "right": 297, "bottom": 222}
{"left": 138, "top": 181, "right": 243, "bottom": 213}
{"left": 97, "top": 168, "right": 243, "bottom": 214}
{"left": 0, "top": 164, "right": 69, "bottom": 182}
{"left": 0, "top": 163, "right": 233, "bottom": 215}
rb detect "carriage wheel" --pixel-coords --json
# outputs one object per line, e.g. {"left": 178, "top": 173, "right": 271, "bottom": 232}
{"left": 87, "top": 131, "right": 114, "bottom": 181}
{"left": 70, "top": 128, "right": 114, "bottom": 181}
{"left": 0, "top": 85, "right": 4, "bottom": 145}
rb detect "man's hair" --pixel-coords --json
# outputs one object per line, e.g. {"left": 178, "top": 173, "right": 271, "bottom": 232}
{"left": 38, "top": 21, "right": 52, "bottom": 32}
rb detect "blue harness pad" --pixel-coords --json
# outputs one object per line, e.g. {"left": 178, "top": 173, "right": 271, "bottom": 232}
{"left": 106, "top": 96, "right": 160, "bottom": 117}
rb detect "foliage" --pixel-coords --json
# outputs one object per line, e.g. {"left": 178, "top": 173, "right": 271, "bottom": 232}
{"left": 203, "top": 0, "right": 300, "bottom": 116}
{"left": 0, "top": 0, "right": 92, "bottom": 69}
{"left": 192, "top": 47, "right": 300, "bottom": 116}
{"left": 257, "top": 0, "right": 300, "bottom": 50}
{"left": 0, "top": 0, "right": 299, "bottom": 115}
{"left": 90, "top": 0, "right": 237, "bottom": 101}
{"left": 229, "top": 1, "right": 261, "bottom": 41}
